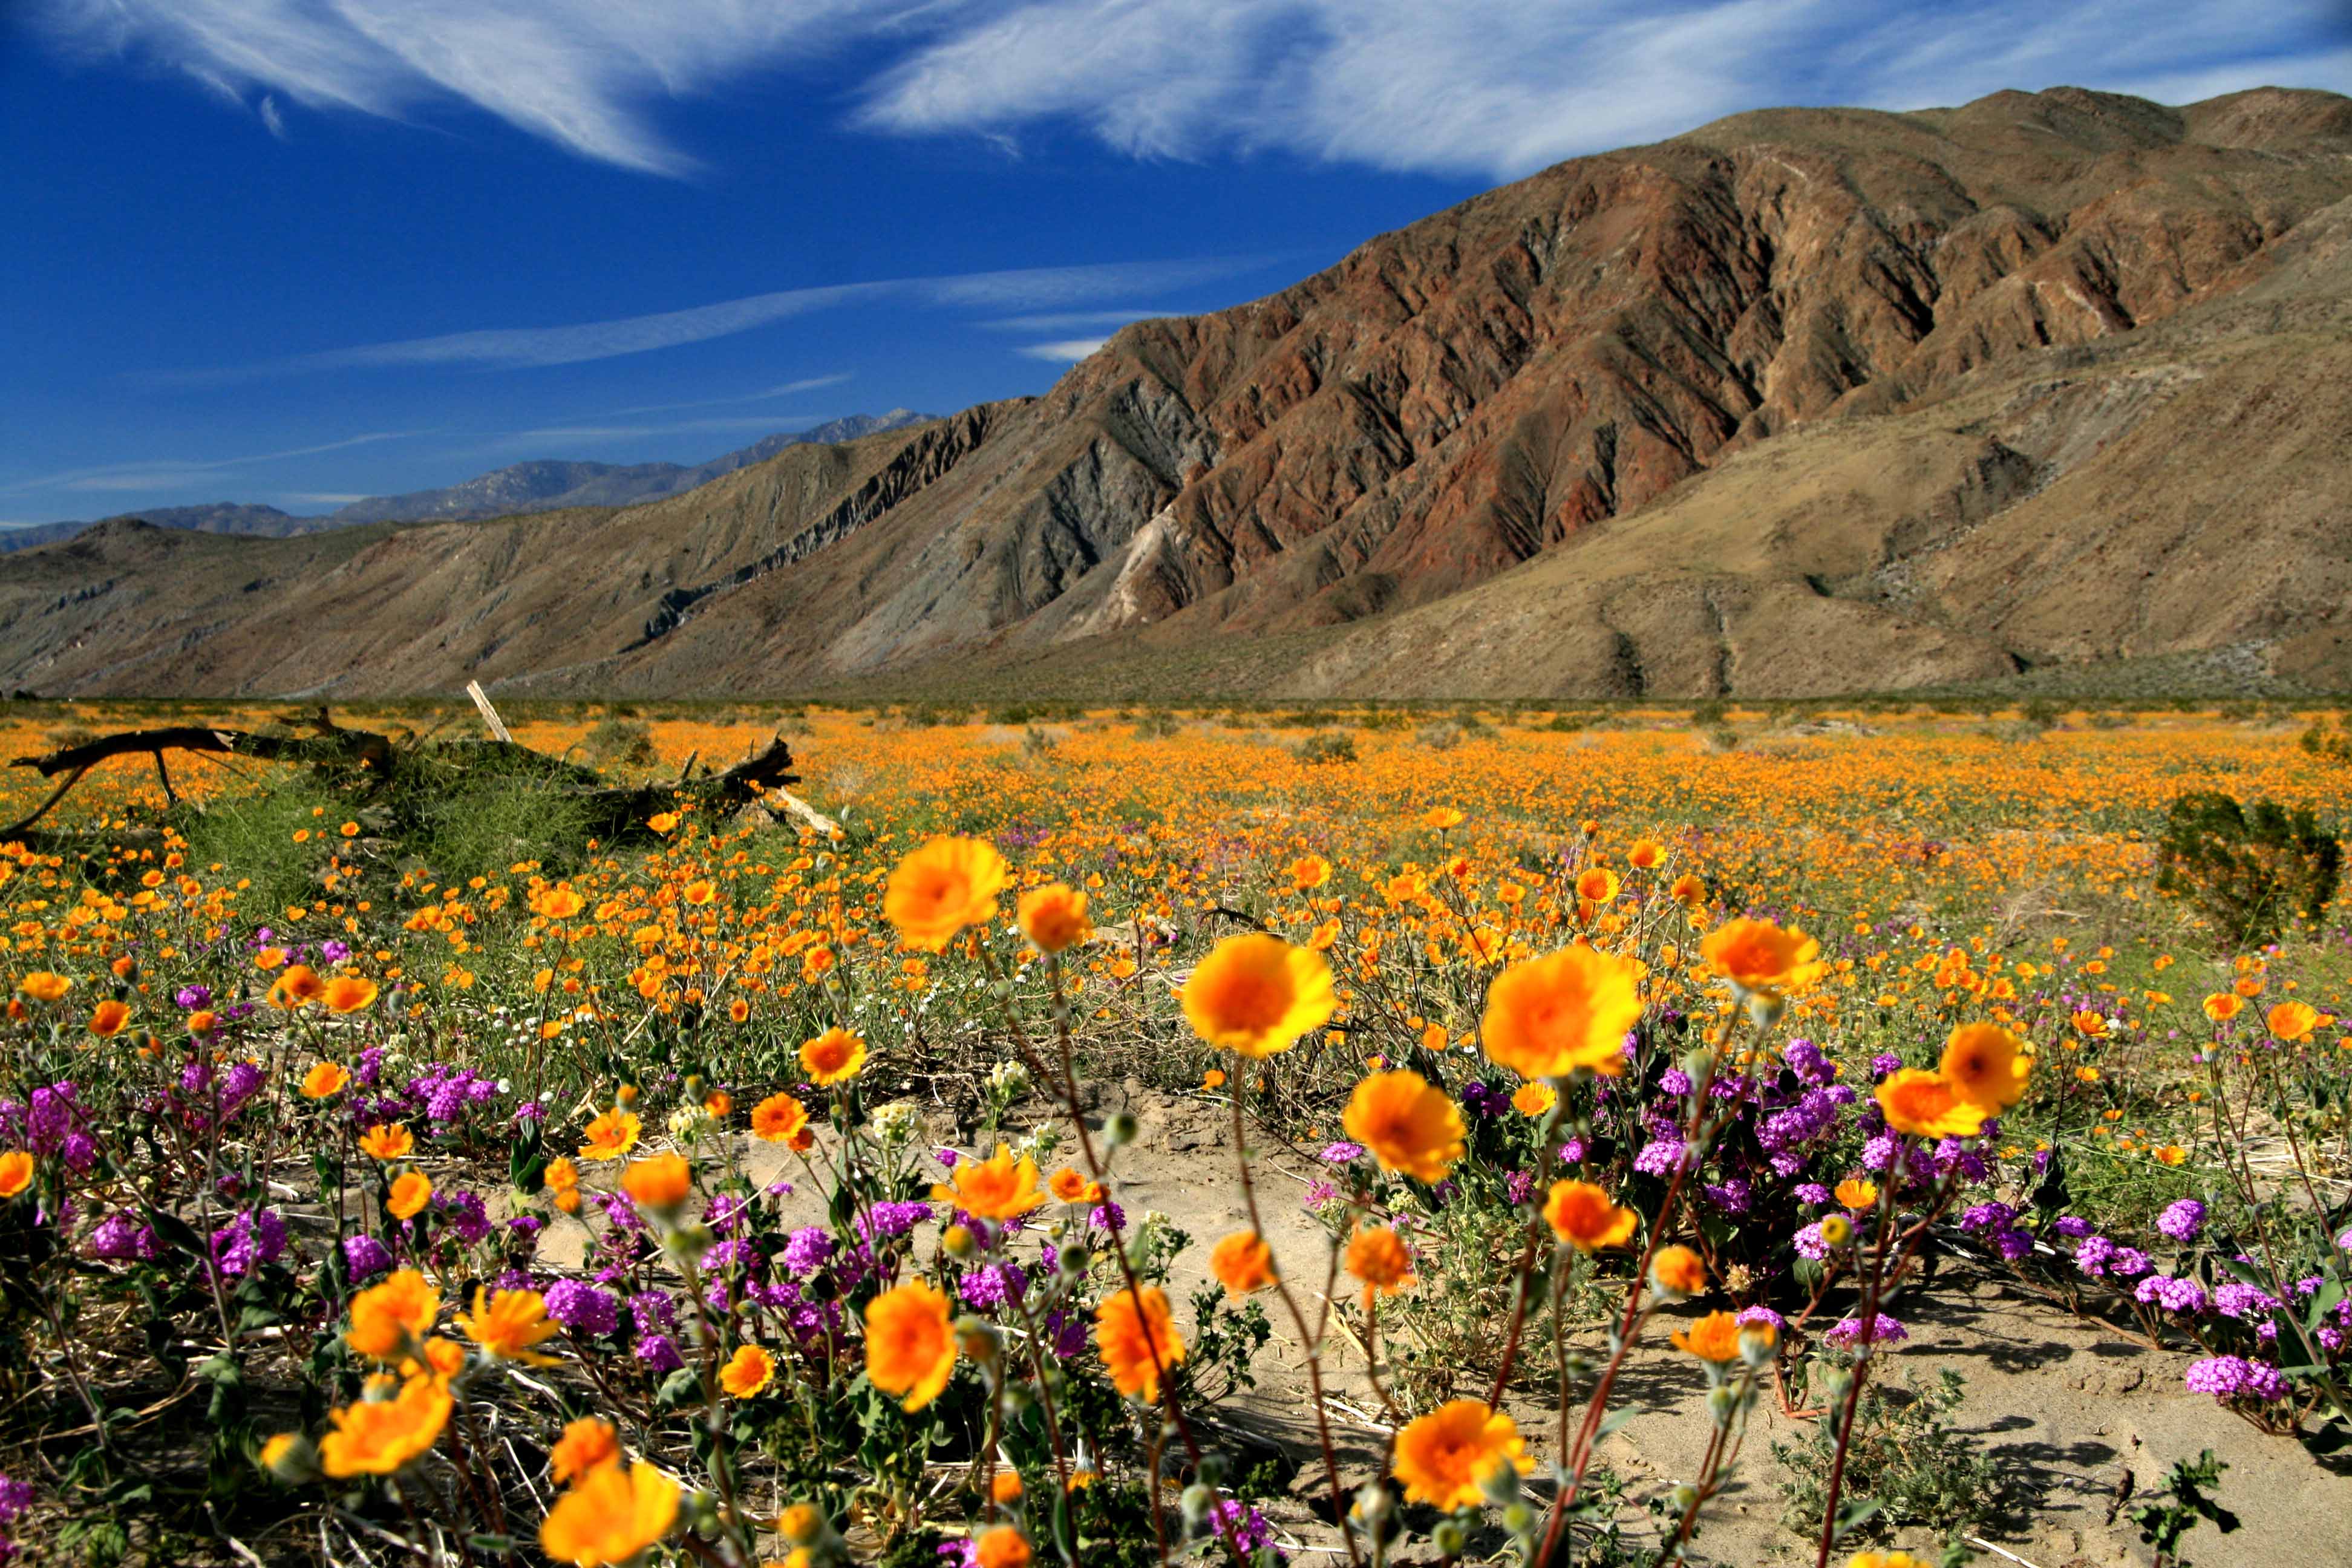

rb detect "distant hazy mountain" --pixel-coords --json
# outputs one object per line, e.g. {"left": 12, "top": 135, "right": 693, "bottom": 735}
{"left": 0, "top": 502, "right": 328, "bottom": 554}
{"left": 325, "top": 411, "right": 931, "bottom": 523}
{"left": 1, "top": 412, "right": 932, "bottom": 549}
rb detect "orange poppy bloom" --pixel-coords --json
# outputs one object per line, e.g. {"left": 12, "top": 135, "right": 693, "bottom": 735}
{"left": 322, "top": 976, "right": 379, "bottom": 1014}
{"left": 579, "top": 1108, "right": 642, "bottom": 1161}
{"left": 884, "top": 836, "right": 1009, "bottom": 950}
{"left": 301, "top": 1062, "right": 351, "bottom": 1099}
{"left": 1543, "top": 1181, "right": 1638, "bottom": 1252}
{"left": 346, "top": 1269, "right": 439, "bottom": 1360}
{"left": 538, "top": 1462, "right": 680, "bottom": 1568}
{"left": 1391, "top": 1400, "right": 1531, "bottom": 1509}
{"left": 457, "top": 1287, "right": 560, "bottom": 1365}
{"left": 1094, "top": 1285, "right": 1184, "bottom": 1403}
{"left": 620, "top": 1152, "right": 691, "bottom": 1211}
{"left": 1699, "top": 918, "right": 1822, "bottom": 999}
{"left": 1210, "top": 1231, "right": 1278, "bottom": 1298}
{"left": 88, "top": 999, "right": 130, "bottom": 1037}
{"left": 1875, "top": 1069, "right": 1988, "bottom": 1139}
{"left": 799, "top": 1027, "right": 867, "bottom": 1086}
{"left": 750, "top": 1093, "right": 813, "bottom": 1147}
{"left": 1649, "top": 1244, "right": 1708, "bottom": 1297}
{"left": 933, "top": 1145, "right": 1047, "bottom": 1222}
{"left": 2269, "top": 1001, "right": 2319, "bottom": 1042}
{"left": 1480, "top": 946, "right": 1643, "bottom": 1079}
{"left": 0, "top": 1151, "right": 33, "bottom": 1200}
{"left": 1180, "top": 933, "right": 1335, "bottom": 1057}
{"left": 1938, "top": 1023, "right": 2031, "bottom": 1112}
{"left": 387, "top": 1170, "right": 433, "bottom": 1221}
{"left": 1341, "top": 1070, "right": 1465, "bottom": 1183}
{"left": 1016, "top": 884, "right": 1092, "bottom": 953}
{"left": 1345, "top": 1225, "right": 1414, "bottom": 1293}
{"left": 1671, "top": 1310, "right": 1745, "bottom": 1362}
{"left": 719, "top": 1344, "right": 776, "bottom": 1399}
{"left": 360, "top": 1123, "right": 416, "bottom": 1161}
{"left": 319, "top": 1377, "right": 451, "bottom": 1478}
{"left": 547, "top": 1417, "right": 621, "bottom": 1485}
{"left": 864, "top": 1279, "right": 958, "bottom": 1411}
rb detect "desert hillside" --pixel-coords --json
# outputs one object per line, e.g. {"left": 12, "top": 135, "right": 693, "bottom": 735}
{"left": 5, "top": 85, "right": 2349, "bottom": 698}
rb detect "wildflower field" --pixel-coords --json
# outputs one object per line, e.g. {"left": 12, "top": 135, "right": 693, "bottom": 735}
{"left": 1, "top": 699, "right": 2348, "bottom": 1568}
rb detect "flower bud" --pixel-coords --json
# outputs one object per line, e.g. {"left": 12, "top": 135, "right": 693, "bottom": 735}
{"left": 259, "top": 1432, "right": 319, "bottom": 1483}
{"left": 1106, "top": 1111, "right": 1140, "bottom": 1147}
{"left": 943, "top": 1224, "right": 978, "bottom": 1259}
{"left": 1670, "top": 1483, "right": 1699, "bottom": 1512}
{"left": 1350, "top": 1482, "right": 1393, "bottom": 1526}
{"left": 1501, "top": 1501, "right": 1537, "bottom": 1537}
{"left": 1432, "top": 1520, "right": 1468, "bottom": 1555}
{"left": 1707, "top": 1383, "right": 1739, "bottom": 1423}
{"left": 1480, "top": 1456, "right": 1521, "bottom": 1506}
{"left": 1179, "top": 1484, "right": 1215, "bottom": 1529}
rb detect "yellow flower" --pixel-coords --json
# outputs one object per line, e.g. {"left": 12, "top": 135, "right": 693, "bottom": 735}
{"left": 974, "top": 1526, "right": 1031, "bottom": 1568}
{"left": 1422, "top": 806, "right": 1465, "bottom": 831}
{"left": 1649, "top": 1244, "right": 1708, "bottom": 1298}
{"left": 750, "top": 1092, "right": 812, "bottom": 1146}
{"left": 1820, "top": 1214, "right": 1854, "bottom": 1247}
{"left": 456, "top": 1287, "right": 559, "bottom": 1365}
{"left": 274, "top": 965, "right": 328, "bottom": 1007}
{"left": 1288, "top": 855, "right": 1332, "bottom": 890}
{"left": 2269, "top": 1001, "right": 2319, "bottom": 1042}
{"left": 1342, "top": 1070, "right": 1465, "bottom": 1183}
{"left": 1391, "top": 1400, "right": 1531, "bottom": 1509}
{"left": 323, "top": 975, "right": 379, "bottom": 1014}
{"left": 2203, "top": 993, "right": 2244, "bottom": 1023}
{"left": 18, "top": 972, "right": 71, "bottom": 1002}
{"left": 0, "top": 1151, "right": 33, "bottom": 1200}
{"left": 579, "top": 1108, "right": 642, "bottom": 1162}
{"left": 347, "top": 1269, "right": 439, "bottom": 1360}
{"left": 799, "top": 1027, "right": 867, "bottom": 1086}
{"left": 1846, "top": 1555, "right": 1929, "bottom": 1568}
{"left": 621, "top": 1152, "right": 692, "bottom": 1211}
{"left": 1575, "top": 866, "right": 1621, "bottom": 904}
{"left": 547, "top": 1417, "right": 621, "bottom": 1485}
{"left": 1094, "top": 1285, "right": 1185, "bottom": 1403}
{"left": 1699, "top": 917, "right": 1823, "bottom": 998}
{"left": 1016, "top": 884, "right": 1092, "bottom": 953}
{"left": 387, "top": 1169, "right": 433, "bottom": 1221}
{"left": 539, "top": 1462, "right": 681, "bottom": 1568}
{"left": 1671, "top": 1310, "right": 1745, "bottom": 1362}
{"left": 1543, "top": 1181, "right": 1638, "bottom": 1252}
{"left": 1480, "top": 946, "right": 1643, "bottom": 1079}
{"left": 1180, "top": 933, "right": 1336, "bottom": 1057}
{"left": 719, "top": 1343, "right": 776, "bottom": 1399}
{"left": 1512, "top": 1080, "right": 1557, "bottom": 1117}
{"left": 301, "top": 1062, "right": 351, "bottom": 1099}
{"left": 1874, "top": 1068, "right": 1988, "bottom": 1138}
{"left": 319, "top": 1377, "right": 451, "bottom": 1477}
{"left": 88, "top": 998, "right": 131, "bottom": 1037}
{"left": 1834, "top": 1178, "right": 1878, "bottom": 1210}
{"left": 1345, "top": 1225, "right": 1414, "bottom": 1293}
{"left": 933, "top": 1145, "right": 1048, "bottom": 1222}
{"left": 360, "top": 1123, "right": 415, "bottom": 1160}
{"left": 1938, "top": 1024, "right": 2031, "bottom": 1113}
{"left": 1210, "top": 1231, "right": 1278, "bottom": 1298}
{"left": 864, "top": 1279, "right": 958, "bottom": 1411}
{"left": 884, "top": 836, "right": 1010, "bottom": 950}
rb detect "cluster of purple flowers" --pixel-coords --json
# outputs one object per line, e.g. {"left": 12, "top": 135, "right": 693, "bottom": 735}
{"left": 85, "top": 1210, "right": 159, "bottom": 1262}
{"left": 209, "top": 1209, "right": 288, "bottom": 1277}
{"left": 0, "top": 1082, "right": 96, "bottom": 1171}
{"left": 2183, "top": 1354, "right": 2287, "bottom": 1402}
{"left": 0, "top": 1472, "right": 33, "bottom": 1567}
{"left": 1958, "top": 1200, "right": 2033, "bottom": 1261}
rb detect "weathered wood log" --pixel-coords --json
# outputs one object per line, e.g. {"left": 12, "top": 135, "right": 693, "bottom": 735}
{"left": 2, "top": 717, "right": 800, "bottom": 848}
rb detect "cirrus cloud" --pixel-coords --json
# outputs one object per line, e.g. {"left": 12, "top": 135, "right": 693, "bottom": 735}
{"left": 26, "top": 0, "right": 2352, "bottom": 180}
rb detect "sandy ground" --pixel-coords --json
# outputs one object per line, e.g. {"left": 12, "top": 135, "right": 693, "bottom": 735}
{"left": 538, "top": 1086, "right": 2352, "bottom": 1566}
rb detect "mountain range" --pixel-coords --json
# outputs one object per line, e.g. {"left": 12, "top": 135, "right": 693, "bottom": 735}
{"left": 5, "top": 86, "right": 2350, "bottom": 699}
{"left": 0, "top": 412, "right": 930, "bottom": 551}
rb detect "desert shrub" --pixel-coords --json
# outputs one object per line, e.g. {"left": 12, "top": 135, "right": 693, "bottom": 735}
{"left": 581, "top": 714, "right": 657, "bottom": 766}
{"left": 1773, "top": 1370, "right": 2004, "bottom": 1541}
{"left": 1690, "top": 699, "right": 1728, "bottom": 728}
{"left": 1293, "top": 731, "right": 1357, "bottom": 765}
{"left": 1019, "top": 724, "right": 1060, "bottom": 760}
{"left": 2154, "top": 791, "right": 2342, "bottom": 949}
{"left": 1547, "top": 711, "right": 1592, "bottom": 732}
{"left": 2127, "top": 1449, "right": 2239, "bottom": 1568}
{"left": 2299, "top": 714, "right": 2352, "bottom": 765}
{"left": 1132, "top": 709, "right": 1181, "bottom": 739}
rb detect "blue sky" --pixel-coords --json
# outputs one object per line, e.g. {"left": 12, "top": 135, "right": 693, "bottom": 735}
{"left": 5, "top": 1, "right": 2348, "bottom": 526}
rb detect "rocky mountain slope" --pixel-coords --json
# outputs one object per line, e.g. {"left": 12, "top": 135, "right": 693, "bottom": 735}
{"left": 4, "top": 87, "right": 2348, "bottom": 699}
{"left": 0, "top": 502, "right": 325, "bottom": 554}
{"left": 1, "top": 412, "right": 930, "bottom": 552}
{"left": 323, "top": 410, "right": 930, "bottom": 523}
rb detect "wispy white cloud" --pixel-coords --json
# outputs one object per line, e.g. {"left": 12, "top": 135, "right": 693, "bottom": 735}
{"left": 1016, "top": 337, "right": 1111, "bottom": 362}
{"left": 981, "top": 309, "right": 1163, "bottom": 333}
{"left": 279, "top": 492, "right": 370, "bottom": 503}
{"left": 858, "top": 0, "right": 2352, "bottom": 177}
{"left": 0, "top": 430, "right": 425, "bottom": 497}
{"left": 605, "top": 371, "right": 853, "bottom": 417}
{"left": 256, "top": 92, "right": 287, "bottom": 139}
{"left": 496, "top": 413, "right": 838, "bottom": 445}
{"left": 146, "top": 256, "right": 1266, "bottom": 382}
{"left": 32, "top": 0, "right": 2349, "bottom": 180}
